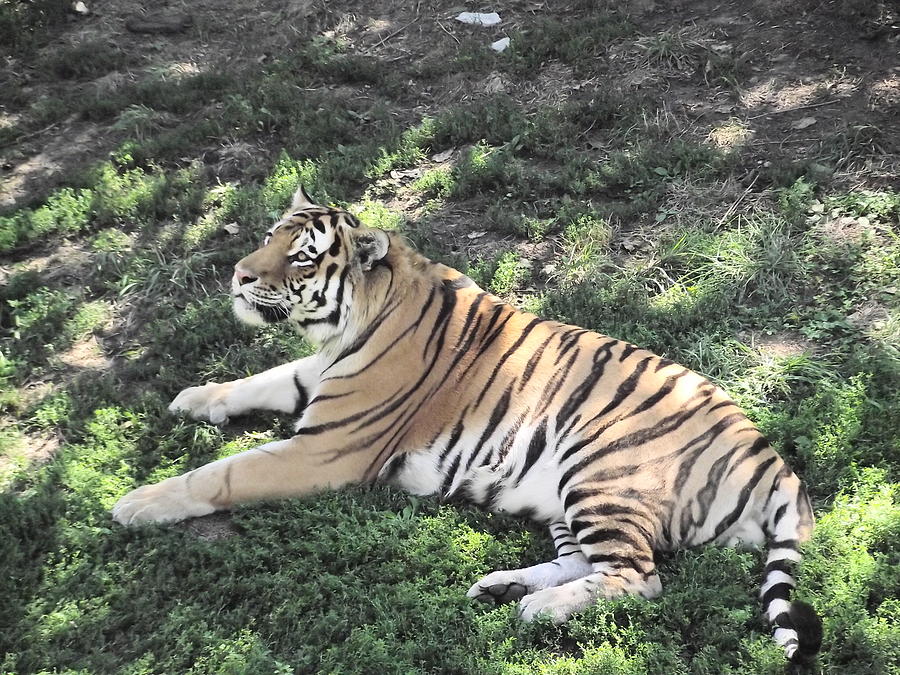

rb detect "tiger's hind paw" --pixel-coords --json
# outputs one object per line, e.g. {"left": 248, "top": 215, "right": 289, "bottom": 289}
{"left": 518, "top": 581, "right": 593, "bottom": 624}
{"left": 466, "top": 570, "right": 529, "bottom": 605}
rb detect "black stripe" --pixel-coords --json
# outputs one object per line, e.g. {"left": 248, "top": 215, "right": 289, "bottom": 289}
{"left": 379, "top": 452, "right": 407, "bottom": 482}
{"left": 654, "top": 357, "right": 674, "bottom": 372}
{"left": 710, "top": 456, "right": 778, "bottom": 539}
{"left": 307, "top": 392, "right": 352, "bottom": 405}
{"left": 295, "top": 266, "right": 350, "bottom": 327}
{"left": 623, "top": 368, "right": 690, "bottom": 418}
{"left": 771, "top": 503, "right": 788, "bottom": 527}
{"left": 475, "top": 303, "right": 507, "bottom": 348}
{"left": 328, "top": 237, "right": 341, "bottom": 256}
{"left": 493, "top": 412, "right": 526, "bottom": 465}
{"left": 618, "top": 343, "right": 639, "bottom": 361}
{"left": 682, "top": 446, "right": 747, "bottom": 541}
{"left": 519, "top": 333, "right": 555, "bottom": 391}
{"left": 674, "top": 413, "right": 751, "bottom": 493}
{"left": 445, "top": 274, "right": 476, "bottom": 290}
{"left": 772, "top": 610, "right": 792, "bottom": 624}
{"left": 723, "top": 436, "right": 771, "bottom": 481}
{"left": 555, "top": 341, "right": 617, "bottom": 432}
{"left": 571, "top": 502, "right": 638, "bottom": 519}
{"left": 584, "top": 463, "right": 641, "bottom": 484}
{"left": 706, "top": 400, "right": 735, "bottom": 414}
{"left": 324, "top": 294, "right": 405, "bottom": 373}
{"left": 438, "top": 417, "right": 467, "bottom": 467}
{"left": 554, "top": 329, "right": 591, "bottom": 365}
{"left": 309, "top": 286, "right": 461, "bottom": 440}
{"left": 297, "top": 386, "right": 403, "bottom": 435}
{"left": 568, "top": 518, "right": 592, "bottom": 536}
{"left": 590, "top": 356, "right": 653, "bottom": 420}
{"left": 450, "top": 292, "right": 489, "bottom": 354}
{"left": 563, "top": 486, "right": 601, "bottom": 513}
{"left": 764, "top": 559, "right": 795, "bottom": 577}
{"left": 465, "top": 383, "right": 513, "bottom": 471}
{"left": 770, "top": 539, "right": 800, "bottom": 550}
{"left": 761, "top": 582, "right": 793, "bottom": 607}
{"left": 483, "top": 479, "right": 503, "bottom": 508}
{"left": 445, "top": 309, "right": 485, "bottom": 374}
{"left": 457, "top": 308, "right": 516, "bottom": 382}
{"left": 587, "top": 553, "right": 648, "bottom": 571}
{"left": 536, "top": 347, "right": 582, "bottom": 418}
{"left": 475, "top": 318, "right": 545, "bottom": 407}
{"left": 422, "top": 280, "right": 459, "bottom": 359}
{"left": 569, "top": 367, "right": 691, "bottom": 442}
{"left": 772, "top": 612, "right": 794, "bottom": 629}
{"left": 515, "top": 419, "right": 547, "bottom": 486}
{"left": 579, "top": 527, "right": 645, "bottom": 550}
{"left": 441, "top": 453, "right": 462, "bottom": 495}
{"left": 292, "top": 372, "right": 309, "bottom": 415}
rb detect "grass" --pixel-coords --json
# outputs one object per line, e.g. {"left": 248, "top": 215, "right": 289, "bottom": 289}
{"left": 2, "top": 1, "right": 899, "bottom": 673}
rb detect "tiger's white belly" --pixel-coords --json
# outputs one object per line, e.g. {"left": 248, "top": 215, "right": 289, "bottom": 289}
{"left": 393, "top": 448, "right": 444, "bottom": 495}
{"left": 383, "top": 426, "right": 565, "bottom": 524}
{"left": 485, "top": 454, "right": 565, "bottom": 523}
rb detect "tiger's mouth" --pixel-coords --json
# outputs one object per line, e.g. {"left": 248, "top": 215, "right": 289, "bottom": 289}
{"left": 232, "top": 294, "right": 292, "bottom": 325}
{"left": 253, "top": 302, "right": 291, "bottom": 323}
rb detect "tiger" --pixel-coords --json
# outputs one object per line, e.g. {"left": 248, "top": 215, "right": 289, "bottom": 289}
{"left": 112, "top": 186, "right": 822, "bottom": 662}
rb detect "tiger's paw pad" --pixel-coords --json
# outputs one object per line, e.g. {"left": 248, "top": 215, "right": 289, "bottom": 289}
{"left": 518, "top": 583, "right": 591, "bottom": 624}
{"left": 169, "top": 383, "right": 230, "bottom": 424}
{"left": 466, "top": 573, "right": 528, "bottom": 605}
{"left": 112, "top": 478, "right": 214, "bottom": 526}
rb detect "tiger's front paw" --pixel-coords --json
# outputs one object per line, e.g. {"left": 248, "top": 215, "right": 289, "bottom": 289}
{"left": 169, "top": 382, "right": 231, "bottom": 424}
{"left": 112, "top": 476, "right": 215, "bottom": 526}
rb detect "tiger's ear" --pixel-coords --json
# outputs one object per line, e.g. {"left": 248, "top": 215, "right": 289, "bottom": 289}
{"left": 290, "top": 185, "right": 317, "bottom": 211}
{"left": 354, "top": 229, "right": 390, "bottom": 271}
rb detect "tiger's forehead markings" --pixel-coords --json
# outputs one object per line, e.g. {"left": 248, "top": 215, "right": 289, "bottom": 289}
{"left": 282, "top": 218, "right": 337, "bottom": 258}
{"left": 267, "top": 209, "right": 355, "bottom": 256}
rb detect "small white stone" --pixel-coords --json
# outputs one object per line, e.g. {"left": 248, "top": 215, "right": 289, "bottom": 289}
{"left": 456, "top": 12, "right": 501, "bottom": 26}
{"left": 490, "top": 37, "right": 511, "bottom": 52}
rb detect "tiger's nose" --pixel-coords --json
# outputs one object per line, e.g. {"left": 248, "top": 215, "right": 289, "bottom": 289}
{"left": 234, "top": 264, "right": 258, "bottom": 286}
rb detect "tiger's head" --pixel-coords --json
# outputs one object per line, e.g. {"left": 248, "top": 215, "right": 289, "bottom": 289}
{"left": 231, "top": 187, "right": 390, "bottom": 343}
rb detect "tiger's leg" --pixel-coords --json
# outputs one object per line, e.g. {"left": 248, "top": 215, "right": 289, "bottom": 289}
{"left": 519, "top": 508, "right": 662, "bottom": 623}
{"left": 168, "top": 356, "right": 321, "bottom": 424}
{"left": 112, "top": 432, "right": 370, "bottom": 526}
{"left": 466, "top": 521, "right": 593, "bottom": 605}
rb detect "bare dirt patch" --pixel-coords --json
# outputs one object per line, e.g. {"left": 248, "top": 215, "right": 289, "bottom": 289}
{"left": 0, "top": 430, "right": 61, "bottom": 489}
{"left": 55, "top": 336, "right": 111, "bottom": 371}
{"left": 743, "top": 331, "right": 817, "bottom": 359}
{"left": 0, "top": 241, "right": 94, "bottom": 282}
{"left": 1, "top": 119, "right": 103, "bottom": 208}
{"left": 847, "top": 300, "right": 891, "bottom": 333}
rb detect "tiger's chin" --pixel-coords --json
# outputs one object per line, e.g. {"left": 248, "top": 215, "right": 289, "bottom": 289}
{"left": 233, "top": 296, "right": 266, "bottom": 326}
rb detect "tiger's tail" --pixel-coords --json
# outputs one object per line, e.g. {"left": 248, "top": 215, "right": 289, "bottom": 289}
{"left": 761, "top": 467, "right": 822, "bottom": 661}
